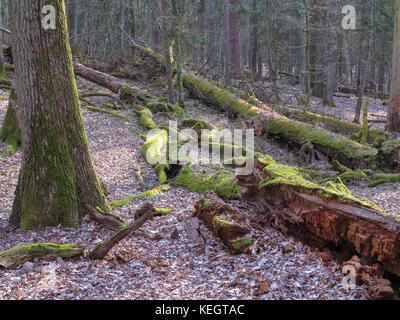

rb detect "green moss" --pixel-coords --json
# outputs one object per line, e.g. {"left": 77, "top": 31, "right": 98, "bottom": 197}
{"left": 173, "top": 166, "right": 240, "bottom": 199}
{"left": 0, "top": 89, "right": 21, "bottom": 150}
{"left": 259, "top": 163, "right": 382, "bottom": 211}
{"left": 84, "top": 106, "right": 130, "bottom": 120}
{"left": 2, "top": 145, "right": 16, "bottom": 157}
{"left": 155, "top": 208, "right": 172, "bottom": 215}
{"left": 212, "top": 215, "right": 236, "bottom": 230}
{"left": 134, "top": 105, "right": 157, "bottom": 130}
{"left": 147, "top": 102, "right": 183, "bottom": 116}
{"left": 182, "top": 71, "right": 262, "bottom": 118}
{"left": 110, "top": 184, "right": 170, "bottom": 208}
{"left": 0, "top": 243, "right": 85, "bottom": 269}
{"left": 120, "top": 87, "right": 136, "bottom": 100}
{"left": 277, "top": 107, "right": 361, "bottom": 135}
{"left": 268, "top": 117, "right": 378, "bottom": 162}
{"left": 231, "top": 237, "right": 254, "bottom": 251}
{"left": 181, "top": 118, "right": 217, "bottom": 130}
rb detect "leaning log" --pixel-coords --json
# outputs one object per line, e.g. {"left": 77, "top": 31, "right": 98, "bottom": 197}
{"left": 236, "top": 156, "right": 400, "bottom": 277}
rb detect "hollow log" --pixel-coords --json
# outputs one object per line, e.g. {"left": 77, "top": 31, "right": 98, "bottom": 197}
{"left": 236, "top": 156, "right": 400, "bottom": 277}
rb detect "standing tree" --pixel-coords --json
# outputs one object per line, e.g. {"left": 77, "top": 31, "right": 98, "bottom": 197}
{"left": 9, "top": 0, "right": 110, "bottom": 231}
{"left": 388, "top": 0, "right": 400, "bottom": 132}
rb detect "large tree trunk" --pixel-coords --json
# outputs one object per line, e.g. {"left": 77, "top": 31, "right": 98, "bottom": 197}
{"left": 9, "top": 0, "right": 110, "bottom": 231}
{"left": 388, "top": 0, "right": 400, "bottom": 132}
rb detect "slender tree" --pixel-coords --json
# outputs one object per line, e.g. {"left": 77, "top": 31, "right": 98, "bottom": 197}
{"left": 9, "top": 0, "right": 110, "bottom": 231}
{"left": 388, "top": 0, "right": 400, "bottom": 132}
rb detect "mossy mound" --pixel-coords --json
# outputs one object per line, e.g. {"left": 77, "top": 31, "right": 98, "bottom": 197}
{"left": 147, "top": 102, "right": 183, "bottom": 116}
{"left": 181, "top": 118, "right": 217, "bottom": 130}
{"left": 173, "top": 166, "right": 240, "bottom": 199}
{"left": 134, "top": 105, "right": 157, "bottom": 130}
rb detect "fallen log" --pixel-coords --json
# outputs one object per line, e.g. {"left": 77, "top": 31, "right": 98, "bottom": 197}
{"left": 173, "top": 166, "right": 241, "bottom": 200}
{"left": 194, "top": 196, "right": 253, "bottom": 254}
{"left": 0, "top": 243, "right": 85, "bottom": 270}
{"left": 125, "top": 41, "right": 379, "bottom": 170}
{"left": 236, "top": 156, "right": 400, "bottom": 277}
{"left": 0, "top": 203, "right": 156, "bottom": 269}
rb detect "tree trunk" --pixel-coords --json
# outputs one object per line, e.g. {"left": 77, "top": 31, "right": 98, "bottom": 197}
{"left": 9, "top": 0, "right": 110, "bottom": 231}
{"left": 388, "top": 0, "right": 400, "bottom": 132}
{"left": 161, "top": 0, "right": 175, "bottom": 104}
{"left": 224, "top": 0, "right": 231, "bottom": 84}
{"left": 228, "top": 0, "right": 240, "bottom": 79}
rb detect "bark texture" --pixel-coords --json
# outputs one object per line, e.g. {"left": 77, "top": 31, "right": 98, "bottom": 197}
{"left": 388, "top": 0, "right": 400, "bottom": 132}
{"left": 237, "top": 157, "right": 400, "bottom": 277}
{"left": 9, "top": 0, "right": 110, "bottom": 231}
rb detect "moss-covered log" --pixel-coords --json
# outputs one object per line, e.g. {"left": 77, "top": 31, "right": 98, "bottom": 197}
{"left": 134, "top": 104, "right": 157, "bottom": 130}
{"left": 83, "top": 105, "right": 130, "bottom": 120}
{"left": 0, "top": 243, "right": 85, "bottom": 269}
{"left": 110, "top": 184, "right": 171, "bottom": 208}
{"left": 173, "top": 166, "right": 240, "bottom": 199}
{"left": 194, "top": 197, "right": 253, "bottom": 254}
{"left": 72, "top": 62, "right": 148, "bottom": 105}
{"left": 126, "top": 42, "right": 379, "bottom": 170}
{"left": 236, "top": 156, "right": 400, "bottom": 277}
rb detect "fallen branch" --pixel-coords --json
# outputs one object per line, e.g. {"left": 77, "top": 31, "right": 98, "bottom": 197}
{"left": 0, "top": 244, "right": 85, "bottom": 270}
{"left": 89, "top": 203, "right": 156, "bottom": 260}
{"left": 0, "top": 203, "right": 157, "bottom": 269}
{"left": 80, "top": 92, "right": 128, "bottom": 110}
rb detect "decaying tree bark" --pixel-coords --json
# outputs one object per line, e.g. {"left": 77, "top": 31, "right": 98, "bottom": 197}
{"left": 236, "top": 156, "right": 400, "bottom": 277}
{"left": 194, "top": 195, "right": 253, "bottom": 254}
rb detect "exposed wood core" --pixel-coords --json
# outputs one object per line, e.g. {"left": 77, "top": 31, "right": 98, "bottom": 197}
{"left": 236, "top": 157, "right": 400, "bottom": 277}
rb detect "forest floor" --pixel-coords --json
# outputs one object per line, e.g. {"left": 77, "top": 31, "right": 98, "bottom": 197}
{"left": 0, "top": 65, "right": 398, "bottom": 300}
